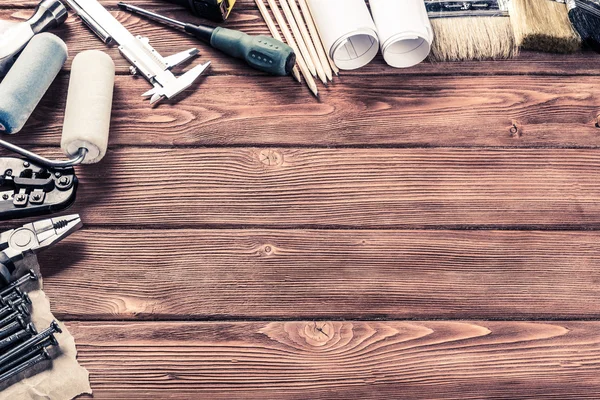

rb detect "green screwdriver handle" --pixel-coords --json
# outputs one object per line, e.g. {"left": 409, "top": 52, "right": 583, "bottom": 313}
{"left": 207, "top": 27, "right": 296, "bottom": 76}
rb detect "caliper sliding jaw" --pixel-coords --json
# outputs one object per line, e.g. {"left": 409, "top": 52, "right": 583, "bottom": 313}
{"left": 65, "top": 0, "right": 211, "bottom": 105}
{"left": 0, "top": 158, "right": 77, "bottom": 221}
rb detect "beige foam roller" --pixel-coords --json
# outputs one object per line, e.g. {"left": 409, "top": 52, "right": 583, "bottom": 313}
{"left": 61, "top": 50, "right": 115, "bottom": 164}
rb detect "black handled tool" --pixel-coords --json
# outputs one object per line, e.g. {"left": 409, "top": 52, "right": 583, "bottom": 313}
{"left": 118, "top": 2, "right": 296, "bottom": 76}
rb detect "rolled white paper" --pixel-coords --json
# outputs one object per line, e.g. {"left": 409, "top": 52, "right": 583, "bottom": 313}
{"left": 306, "top": 0, "right": 379, "bottom": 70}
{"left": 370, "top": 0, "right": 433, "bottom": 68}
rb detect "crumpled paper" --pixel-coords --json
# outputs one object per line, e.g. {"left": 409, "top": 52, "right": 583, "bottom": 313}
{"left": 0, "top": 256, "right": 91, "bottom": 400}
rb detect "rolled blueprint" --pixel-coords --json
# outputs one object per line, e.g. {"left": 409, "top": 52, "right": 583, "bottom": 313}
{"left": 370, "top": 0, "right": 433, "bottom": 68}
{"left": 306, "top": 0, "right": 379, "bottom": 70}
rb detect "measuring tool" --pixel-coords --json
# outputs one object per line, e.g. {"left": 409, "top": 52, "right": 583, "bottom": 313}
{"left": 118, "top": 2, "right": 295, "bottom": 76}
{"left": 65, "top": 0, "right": 211, "bottom": 105}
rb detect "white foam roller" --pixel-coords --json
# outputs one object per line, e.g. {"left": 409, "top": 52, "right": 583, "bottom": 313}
{"left": 61, "top": 50, "right": 114, "bottom": 164}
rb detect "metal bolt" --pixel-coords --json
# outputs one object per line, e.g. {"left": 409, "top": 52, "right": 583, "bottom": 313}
{"left": 54, "top": 172, "right": 61, "bottom": 178}
{"left": 0, "top": 270, "right": 38, "bottom": 297}
{"left": 0, "top": 316, "right": 26, "bottom": 340}
{"left": 22, "top": 162, "right": 29, "bottom": 168}
{"left": 0, "top": 335, "right": 57, "bottom": 373}
{"left": 0, "top": 306, "right": 29, "bottom": 329}
{"left": 0, "top": 348, "right": 50, "bottom": 383}
{"left": 0, "top": 321, "right": 60, "bottom": 366}
{"left": 31, "top": 194, "right": 41, "bottom": 201}
{"left": 15, "top": 195, "right": 25, "bottom": 202}
{"left": 129, "top": 66, "right": 138, "bottom": 75}
{"left": 1, "top": 194, "right": 7, "bottom": 201}
{"left": 0, "top": 287, "right": 23, "bottom": 306}
{"left": 0, "top": 323, "right": 36, "bottom": 351}
{"left": 58, "top": 177, "right": 69, "bottom": 186}
{"left": 0, "top": 295, "right": 31, "bottom": 319}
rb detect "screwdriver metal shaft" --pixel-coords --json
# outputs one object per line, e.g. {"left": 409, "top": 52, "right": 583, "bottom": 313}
{"left": 118, "top": 2, "right": 296, "bottom": 76}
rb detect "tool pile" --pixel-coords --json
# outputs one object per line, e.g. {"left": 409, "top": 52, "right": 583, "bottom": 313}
{"left": 0, "top": 271, "right": 61, "bottom": 384}
{"left": 0, "top": 213, "right": 82, "bottom": 386}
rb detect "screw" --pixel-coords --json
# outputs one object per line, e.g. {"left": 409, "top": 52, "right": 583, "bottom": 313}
{"left": 54, "top": 172, "right": 61, "bottom": 178}
{"left": 0, "top": 287, "right": 23, "bottom": 306}
{"left": 22, "top": 162, "right": 29, "bottom": 168}
{"left": 0, "top": 335, "right": 57, "bottom": 373}
{"left": 0, "top": 323, "right": 36, "bottom": 351}
{"left": 0, "top": 316, "right": 26, "bottom": 340}
{"left": 0, "top": 306, "right": 29, "bottom": 329}
{"left": 0, "top": 270, "right": 38, "bottom": 297}
{"left": 31, "top": 194, "right": 41, "bottom": 201}
{"left": 0, "top": 321, "right": 60, "bottom": 366}
{"left": 15, "top": 195, "right": 25, "bottom": 202}
{"left": 0, "top": 295, "right": 31, "bottom": 319}
{"left": 0, "top": 348, "right": 50, "bottom": 383}
{"left": 1, "top": 195, "right": 7, "bottom": 201}
{"left": 58, "top": 177, "right": 69, "bottom": 186}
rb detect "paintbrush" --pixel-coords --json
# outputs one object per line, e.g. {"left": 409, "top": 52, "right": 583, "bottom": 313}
{"left": 566, "top": 0, "right": 600, "bottom": 52}
{"left": 426, "top": 0, "right": 518, "bottom": 61}
{"left": 508, "top": 0, "right": 581, "bottom": 52}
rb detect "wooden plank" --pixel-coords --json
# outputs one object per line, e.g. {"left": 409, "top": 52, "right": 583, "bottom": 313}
{"left": 10, "top": 74, "right": 600, "bottom": 148}
{"left": 29, "top": 147, "right": 600, "bottom": 229}
{"left": 64, "top": 320, "right": 600, "bottom": 399}
{"left": 1, "top": 6, "right": 600, "bottom": 76}
{"left": 40, "top": 229, "right": 600, "bottom": 320}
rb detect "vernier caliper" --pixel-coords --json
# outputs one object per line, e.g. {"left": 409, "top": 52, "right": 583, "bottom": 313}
{"left": 64, "top": 0, "right": 211, "bottom": 105}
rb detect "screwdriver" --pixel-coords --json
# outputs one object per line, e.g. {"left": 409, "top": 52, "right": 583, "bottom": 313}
{"left": 117, "top": 2, "right": 296, "bottom": 76}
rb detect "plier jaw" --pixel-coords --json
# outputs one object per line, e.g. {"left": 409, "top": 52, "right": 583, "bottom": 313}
{"left": 0, "top": 214, "right": 82, "bottom": 285}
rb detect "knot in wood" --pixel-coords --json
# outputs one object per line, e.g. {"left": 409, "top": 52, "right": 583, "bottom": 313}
{"left": 510, "top": 122, "right": 521, "bottom": 137}
{"left": 258, "top": 150, "right": 283, "bottom": 167}
{"left": 303, "top": 322, "right": 335, "bottom": 346}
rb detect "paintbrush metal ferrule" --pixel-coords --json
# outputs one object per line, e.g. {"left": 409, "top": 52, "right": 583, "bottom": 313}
{"left": 425, "top": 0, "right": 509, "bottom": 17}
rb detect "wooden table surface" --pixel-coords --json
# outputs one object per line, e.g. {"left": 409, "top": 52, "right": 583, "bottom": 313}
{"left": 3, "top": 0, "right": 600, "bottom": 398}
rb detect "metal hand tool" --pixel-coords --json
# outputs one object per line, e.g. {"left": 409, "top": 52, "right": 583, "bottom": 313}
{"left": 118, "top": 2, "right": 295, "bottom": 76}
{"left": 0, "top": 215, "right": 82, "bottom": 286}
{"left": 65, "top": 0, "right": 211, "bottom": 105}
{"left": 0, "top": 0, "right": 67, "bottom": 76}
{"left": 0, "top": 158, "right": 78, "bottom": 220}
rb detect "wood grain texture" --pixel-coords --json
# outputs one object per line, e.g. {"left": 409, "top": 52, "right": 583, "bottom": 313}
{"left": 31, "top": 147, "right": 600, "bottom": 228}
{"left": 1, "top": 5, "right": 600, "bottom": 76}
{"left": 39, "top": 229, "right": 600, "bottom": 320}
{"left": 65, "top": 320, "right": 600, "bottom": 399}
{"left": 7, "top": 74, "right": 600, "bottom": 148}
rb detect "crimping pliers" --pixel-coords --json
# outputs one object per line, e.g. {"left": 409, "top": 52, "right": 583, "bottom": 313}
{"left": 0, "top": 158, "right": 77, "bottom": 221}
{"left": 0, "top": 214, "right": 81, "bottom": 285}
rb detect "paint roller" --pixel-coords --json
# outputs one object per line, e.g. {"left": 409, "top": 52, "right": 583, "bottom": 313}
{"left": 0, "top": 33, "right": 114, "bottom": 168}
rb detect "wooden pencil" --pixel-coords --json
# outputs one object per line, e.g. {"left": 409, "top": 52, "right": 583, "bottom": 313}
{"left": 287, "top": 0, "right": 330, "bottom": 83}
{"left": 264, "top": 0, "right": 319, "bottom": 96}
{"left": 277, "top": 0, "right": 317, "bottom": 77}
{"left": 255, "top": 0, "right": 302, "bottom": 83}
{"left": 299, "top": 0, "right": 340, "bottom": 76}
